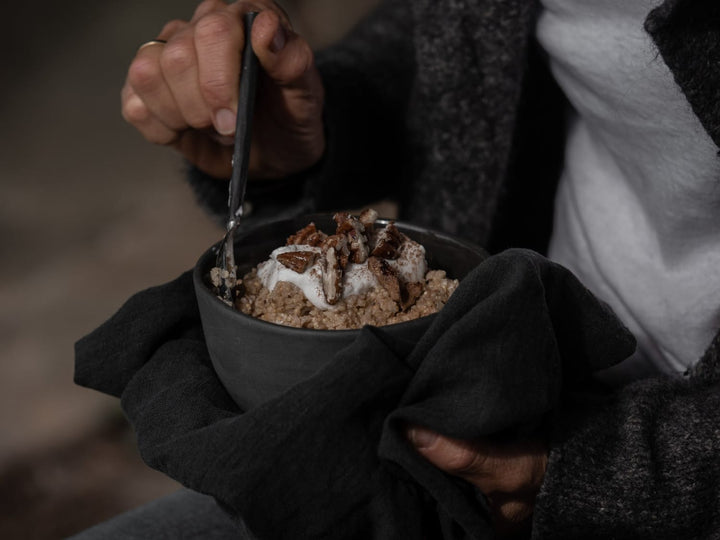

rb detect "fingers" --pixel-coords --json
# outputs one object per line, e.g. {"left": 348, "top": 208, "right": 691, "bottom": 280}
{"left": 252, "top": 9, "right": 315, "bottom": 87}
{"left": 123, "top": 1, "right": 310, "bottom": 141}
{"left": 162, "top": 25, "right": 213, "bottom": 130}
{"left": 407, "top": 426, "right": 547, "bottom": 534}
{"left": 193, "top": 8, "right": 244, "bottom": 135}
{"left": 191, "top": 0, "right": 227, "bottom": 22}
{"left": 157, "top": 18, "right": 187, "bottom": 41}
{"left": 121, "top": 0, "right": 325, "bottom": 179}
{"left": 407, "top": 426, "right": 547, "bottom": 496}
{"left": 123, "top": 19, "right": 189, "bottom": 144}
{"left": 131, "top": 30, "right": 192, "bottom": 130}
{"left": 408, "top": 427, "right": 492, "bottom": 486}
{"left": 121, "top": 80, "right": 178, "bottom": 145}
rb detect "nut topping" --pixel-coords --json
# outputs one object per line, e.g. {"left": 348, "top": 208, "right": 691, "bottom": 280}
{"left": 359, "top": 208, "right": 378, "bottom": 233}
{"left": 218, "top": 207, "right": 452, "bottom": 327}
{"left": 401, "top": 281, "right": 424, "bottom": 311}
{"left": 276, "top": 250, "right": 317, "bottom": 273}
{"left": 368, "top": 256, "right": 424, "bottom": 311}
{"left": 368, "top": 256, "right": 402, "bottom": 304}
{"left": 370, "top": 222, "right": 404, "bottom": 259}
{"left": 280, "top": 210, "right": 427, "bottom": 308}
{"left": 333, "top": 212, "right": 352, "bottom": 233}
{"left": 334, "top": 212, "right": 369, "bottom": 264}
{"left": 320, "top": 235, "right": 351, "bottom": 304}
{"left": 287, "top": 223, "right": 327, "bottom": 247}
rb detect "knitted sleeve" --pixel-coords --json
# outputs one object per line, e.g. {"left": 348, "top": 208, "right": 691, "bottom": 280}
{"left": 644, "top": 0, "right": 720, "bottom": 150}
{"left": 532, "top": 333, "right": 720, "bottom": 538}
{"left": 187, "top": 0, "right": 417, "bottom": 223}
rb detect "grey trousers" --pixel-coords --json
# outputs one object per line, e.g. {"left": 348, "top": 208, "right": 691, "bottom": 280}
{"left": 67, "top": 489, "right": 254, "bottom": 539}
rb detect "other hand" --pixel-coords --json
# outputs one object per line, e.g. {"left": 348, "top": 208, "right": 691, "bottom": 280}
{"left": 121, "top": 0, "right": 325, "bottom": 180}
{"left": 407, "top": 426, "right": 547, "bottom": 537}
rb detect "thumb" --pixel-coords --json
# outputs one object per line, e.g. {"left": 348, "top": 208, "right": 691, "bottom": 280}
{"left": 407, "top": 425, "right": 549, "bottom": 500}
{"left": 407, "top": 426, "right": 488, "bottom": 480}
{"left": 251, "top": 10, "right": 315, "bottom": 88}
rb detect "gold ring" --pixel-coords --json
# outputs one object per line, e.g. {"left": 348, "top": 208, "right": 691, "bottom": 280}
{"left": 138, "top": 39, "right": 168, "bottom": 52}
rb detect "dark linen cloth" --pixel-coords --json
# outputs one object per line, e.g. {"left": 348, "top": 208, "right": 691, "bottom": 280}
{"left": 75, "top": 249, "right": 635, "bottom": 539}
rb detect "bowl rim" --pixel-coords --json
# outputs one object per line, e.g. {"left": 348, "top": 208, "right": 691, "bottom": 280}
{"left": 192, "top": 214, "right": 487, "bottom": 334}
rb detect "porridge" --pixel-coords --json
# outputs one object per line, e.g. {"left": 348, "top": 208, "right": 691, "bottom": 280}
{"left": 211, "top": 209, "right": 458, "bottom": 330}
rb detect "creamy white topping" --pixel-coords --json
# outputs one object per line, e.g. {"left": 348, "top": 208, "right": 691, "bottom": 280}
{"left": 388, "top": 241, "right": 427, "bottom": 283}
{"left": 256, "top": 239, "right": 427, "bottom": 310}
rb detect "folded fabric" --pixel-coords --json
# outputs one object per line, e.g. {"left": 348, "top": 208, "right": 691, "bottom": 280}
{"left": 75, "top": 249, "right": 636, "bottom": 539}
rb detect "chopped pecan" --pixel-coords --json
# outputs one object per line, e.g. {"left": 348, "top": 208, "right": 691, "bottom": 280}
{"left": 370, "top": 222, "right": 404, "bottom": 259}
{"left": 334, "top": 213, "right": 369, "bottom": 264}
{"left": 323, "top": 234, "right": 350, "bottom": 269}
{"left": 320, "top": 234, "right": 351, "bottom": 304}
{"left": 333, "top": 212, "right": 352, "bottom": 233}
{"left": 358, "top": 208, "right": 378, "bottom": 233}
{"left": 305, "top": 231, "right": 328, "bottom": 247}
{"left": 286, "top": 223, "right": 327, "bottom": 246}
{"left": 401, "top": 281, "right": 424, "bottom": 311}
{"left": 276, "top": 250, "right": 317, "bottom": 273}
{"left": 347, "top": 227, "right": 370, "bottom": 263}
{"left": 368, "top": 256, "right": 424, "bottom": 311}
{"left": 367, "top": 256, "right": 402, "bottom": 304}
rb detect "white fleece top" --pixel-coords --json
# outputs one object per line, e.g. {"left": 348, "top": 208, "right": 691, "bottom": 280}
{"left": 536, "top": 0, "right": 720, "bottom": 384}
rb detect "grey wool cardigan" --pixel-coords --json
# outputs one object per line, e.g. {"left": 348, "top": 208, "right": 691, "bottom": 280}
{"left": 186, "top": 0, "right": 720, "bottom": 536}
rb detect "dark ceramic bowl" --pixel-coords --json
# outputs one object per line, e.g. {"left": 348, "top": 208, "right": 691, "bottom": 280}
{"left": 193, "top": 214, "right": 487, "bottom": 410}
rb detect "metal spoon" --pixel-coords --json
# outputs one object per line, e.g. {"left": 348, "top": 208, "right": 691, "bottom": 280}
{"left": 216, "top": 11, "right": 259, "bottom": 304}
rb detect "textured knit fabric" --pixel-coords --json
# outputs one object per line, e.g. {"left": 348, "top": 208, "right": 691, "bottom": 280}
{"left": 645, "top": 0, "right": 720, "bottom": 149}
{"left": 75, "top": 250, "right": 635, "bottom": 539}
{"left": 534, "top": 332, "right": 720, "bottom": 538}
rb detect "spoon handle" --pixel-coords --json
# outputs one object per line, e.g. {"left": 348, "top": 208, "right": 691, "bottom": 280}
{"left": 227, "top": 11, "right": 259, "bottom": 228}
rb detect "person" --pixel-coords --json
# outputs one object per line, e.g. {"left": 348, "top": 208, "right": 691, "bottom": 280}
{"left": 74, "top": 0, "right": 720, "bottom": 537}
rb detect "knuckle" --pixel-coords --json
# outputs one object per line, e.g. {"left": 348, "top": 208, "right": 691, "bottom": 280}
{"left": 160, "top": 40, "right": 195, "bottom": 76}
{"left": 292, "top": 41, "right": 314, "bottom": 78}
{"left": 500, "top": 455, "right": 543, "bottom": 493}
{"left": 200, "top": 75, "right": 233, "bottom": 105}
{"left": 122, "top": 96, "right": 150, "bottom": 124}
{"left": 275, "top": 41, "right": 314, "bottom": 83}
{"left": 194, "top": 0, "right": 224, "bottom": 17}
{"left": 195, "top": 12, "right": 236, "bottom": 44}
{"left": 299, "top": 40, "right": 314, "bottom": 69}
{"left": 127, "top": 57, "right": 162, "bottom": 92}
{"left": 160, "top": 19, "right": 186, "bottom": 37}
{"left": 444, "top": 445, "right": 485, "bottom": 474}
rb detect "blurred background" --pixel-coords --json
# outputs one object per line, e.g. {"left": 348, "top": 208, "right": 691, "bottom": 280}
{"left": 0, "top": 0, "right": 379, "bottom": 537}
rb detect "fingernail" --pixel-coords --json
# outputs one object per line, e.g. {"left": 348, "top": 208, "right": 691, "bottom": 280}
{"left": 270, "top": 25, "right": 286, "bottom": 53}
{"left": 215, "top": 108, "right": 236, "bottom": 136}
{"left": 409, "top": 427, "right": 437, "bottom": 449}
